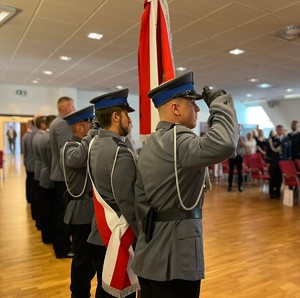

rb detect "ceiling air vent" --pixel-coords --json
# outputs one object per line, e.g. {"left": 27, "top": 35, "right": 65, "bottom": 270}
{"left": 276, "top": 25, "right": 300, "bottom": 41}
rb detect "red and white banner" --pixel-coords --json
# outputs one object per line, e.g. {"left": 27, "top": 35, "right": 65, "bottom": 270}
{"left": 92, "top": 188, "right": 138, "bottom": 298}
{"left": 138, "top": 0, "right": 175, "bottom": 135}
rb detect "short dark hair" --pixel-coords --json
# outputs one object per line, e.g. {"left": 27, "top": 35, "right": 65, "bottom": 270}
{"left": 46, "top": 115, "right": 56, "bottom": 128}
{"left": 57, "top": 96, "right": 73, "bottom": 105}
{"left": 35, "top": 116, "right": 46, "bottom": 129}
{"left": 95, "top": 107, "right": 123, "bottom": 129}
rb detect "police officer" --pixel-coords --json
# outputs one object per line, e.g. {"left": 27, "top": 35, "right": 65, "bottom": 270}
{"left": 38, "top": 115, "right": 56, "bottom": 244}
{"left": 32, "top": 116, "right": 47, "bottom": 230}
{"left": 88, "top": 89, "right": 138, "bottom": 298}
{"left": 266, "top": 124, "right": 291, "bottom": 199}
{"left": 132, "top": 72, "right": 238, "bottom": 298}
{"left": 61, "top": 106, "right": 96, "bottom": 298}
{"left": 50, "top": 96, "right": 75, "bottom": 258}
{"left": 288, "top": 120, "right": 300, "bottom": 160}
{"left": 22, "top": 119, "right": 34, "bottom": 204}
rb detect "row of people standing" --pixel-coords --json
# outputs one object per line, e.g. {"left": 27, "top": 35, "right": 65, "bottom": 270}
{"left": 59, "top": 91, "right": 140, "bottom": 297}
{"left": 266, "top": 123, "right": 299, "bottom": 199}
{"left": 227, "top": 121, "right": 300, "bottom": 199}
{"left": 23, "top": 71, "right": 239, "bottom": 298}
{"left": 62, "top": 73, "right": 237, "bottom": 298}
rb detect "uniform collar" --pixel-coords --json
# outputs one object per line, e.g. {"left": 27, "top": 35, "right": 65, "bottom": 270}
{"left": 156, "top": 121, "right": 177, "bottom": 131}
{"left": 70, "top": 135, "right": 81, "bottom": 142}
{"left": 98, "top": 129, "right": 123, "bottom": 140}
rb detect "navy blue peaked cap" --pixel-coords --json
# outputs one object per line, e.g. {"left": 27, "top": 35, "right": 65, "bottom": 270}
{"left": 90, "top": 88, "right": 135, "bottom": 112}
{"left": 64, "top": 105, "right": 94, "bottom": 126}
{"left": 148, "top": 72, "right": 203, "bottom": 108}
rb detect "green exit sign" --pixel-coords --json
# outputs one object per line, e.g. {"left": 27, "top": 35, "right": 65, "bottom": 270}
{"left": 16, "top": 89, "right": 27, "bottom": 96}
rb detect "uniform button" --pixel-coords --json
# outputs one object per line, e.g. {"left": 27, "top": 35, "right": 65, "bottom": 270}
{"left": 195, "top": 229, "right": 199, "bottom": 233}
{"left": 224, "top": 100, "right": 228, "bottom": 104}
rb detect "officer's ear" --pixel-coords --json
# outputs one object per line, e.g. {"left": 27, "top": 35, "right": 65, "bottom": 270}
{"left": 111, "top": 111, "right": 120, "bottom": 123}
{"left": 170, "top": 100, "right": 180, "bottom": 116}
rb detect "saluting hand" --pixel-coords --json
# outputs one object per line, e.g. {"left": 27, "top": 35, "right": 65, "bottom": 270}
{"left": 202, "top": 86, "right": 227, "bottom": 108}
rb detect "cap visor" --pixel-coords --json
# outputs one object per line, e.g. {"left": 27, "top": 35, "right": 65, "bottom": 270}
{"left": 184, "top": 93, "right": 203, "bottom": 100}
{"left": 124, "top": 106, "right": 135, "bottom": 112}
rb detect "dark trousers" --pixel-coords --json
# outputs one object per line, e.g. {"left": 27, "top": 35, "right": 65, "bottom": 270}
{"left": 89, "top": 244, "right": 108, "bottom": 298}
{"left": 39, "top": 186, "right": 55, "bottom": 244}
{"left": 32, "top": 179, "right": 41, "bottom": 228}
{"left": 25, "top": 170, "right": 34, "bottom": 204}
{"left": 53, "top": 181, "right": 72, "bottom": 257}
{"left": 70, "top": 224, "right": 95, "bottom": 298}
{"left": 8, "top": 140, "right": 15, "bottom": 153}
{"left": 228, "top": 155, "right": 243, "bottom": 189}
{"left": 138, "top": 277, "right": 201, "bottom": 298}
{"left": 269, "top": 163, "right": 282, "bottom": 198}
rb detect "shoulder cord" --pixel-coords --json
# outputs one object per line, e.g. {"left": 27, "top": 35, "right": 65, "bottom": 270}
{"left": 268, "top": 137, "right": 281, "bottom": 153}
{"left": 61, "top": 141, "right": 88, "bottom": 198}
{"left": 111, "top": 145, "right": 136, "bottom": 201}
{"left": 173, "top": 126, "right": 205, "bottom": 211}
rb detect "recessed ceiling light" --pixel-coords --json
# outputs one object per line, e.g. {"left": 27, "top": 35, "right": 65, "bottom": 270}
{"left": 176, "top": 66, "right": 186, "bottom": 71}
{"left": 229, "top": 48, "right": 245, "bottom": 55}
{"left": 286, "top": 88, "right": 293, "bottom": 92}
{"left": 0, "top": 5, "right": 18, "bottom": 26}
{"left": 43, "top": 70, "right": 54, "bottom": 75}
{"left": 209, "top": 86, "right": 214, "bottom": 90}
{"left": 32, "top": 80, "right": 39, "bottom": 84}
{"left": 116, "top": 85, "right": 124, "bottom": 90}
{"left": 284, "top": 93, "right": 300, "bottom": 99}
{"left": 87, "top": 32, "right": 103, "bottom": 40}
{"left": 246, "top": 94, "right": 252, "bottom": 97}
{"left": 59, "top": 55, "right": 72, "bottom": 61}
{"left": 257, "top": 83, "right": 272, "bottom": 89}
{"left": 248, "top": 78, "right": 258, "bottom": 83}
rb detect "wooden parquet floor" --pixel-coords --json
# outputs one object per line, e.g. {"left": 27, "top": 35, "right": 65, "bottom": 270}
{"left": 0, "top": 154, "right": 299, "bottom": 298}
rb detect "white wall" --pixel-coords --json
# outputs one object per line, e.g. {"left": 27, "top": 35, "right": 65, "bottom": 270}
{"left": 1, "top": 82, "right": 299, "bottom": 148}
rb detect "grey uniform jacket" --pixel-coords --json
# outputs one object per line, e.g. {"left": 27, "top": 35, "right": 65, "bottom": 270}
{"left": 87, "top": 215, "right": 104, "bottom": 246}
{"left": 132, "top": 93, "right": 238, "bottom": 281}
{"left": 22, "top": 131, "right": 34, "bottom": 172}
{"left": 49, "top": 115, "right": 72, "bottom": 182}
{"left": 62, "top": 135, "right": 94, "bottom": 225}
{"left": 89, "top": 129, "right": 138, "bottom": 236}
{"left": 32, "top": 130, "right": 45, "bottom": 181}
{"left": 38, "top": 130, "right": 54, "bottom": 189}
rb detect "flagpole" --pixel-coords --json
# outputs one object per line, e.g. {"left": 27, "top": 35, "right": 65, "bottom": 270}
{"left": 149, "top": 0, "right": 160, "bottom": 132}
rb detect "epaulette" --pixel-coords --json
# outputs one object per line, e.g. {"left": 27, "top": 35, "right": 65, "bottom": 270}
{"left": 112, "top": 137, "right": 127, "bottom": 147}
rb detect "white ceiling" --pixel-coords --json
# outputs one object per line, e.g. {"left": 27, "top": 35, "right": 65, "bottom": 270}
{"left": 1, "top": 0, "right": 300, "bottom": 103}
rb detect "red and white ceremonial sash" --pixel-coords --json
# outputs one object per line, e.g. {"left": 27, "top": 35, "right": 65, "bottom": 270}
{"left": 138, "top": 0, "right": 175, "bottom": 135}
{"left": 88, "top": 138, "right": 139, "bottom": 297}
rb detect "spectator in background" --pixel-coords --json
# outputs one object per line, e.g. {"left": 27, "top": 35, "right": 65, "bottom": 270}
{"left": 245, "top": 131, "right": 256, "bottom": 155}
{"left": 228, "top": 125, "right": 246, "bottom": 192}
{"left": 256, "top": 129, "right": 268, "bottom": 160}
{"left": 288, "top": 120, "right": 300, "bottom": 160}
{"left": 266, "top": 125, "right": 291, "bottom": 199}
{"left": 252, "top": 129, "right": 258, "bottom": 139}
{"left": 268, "top": 130, "right": 275, "bottom": 140}
{"left": 6, "top": 125, "right": 17, "bottom": 154}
